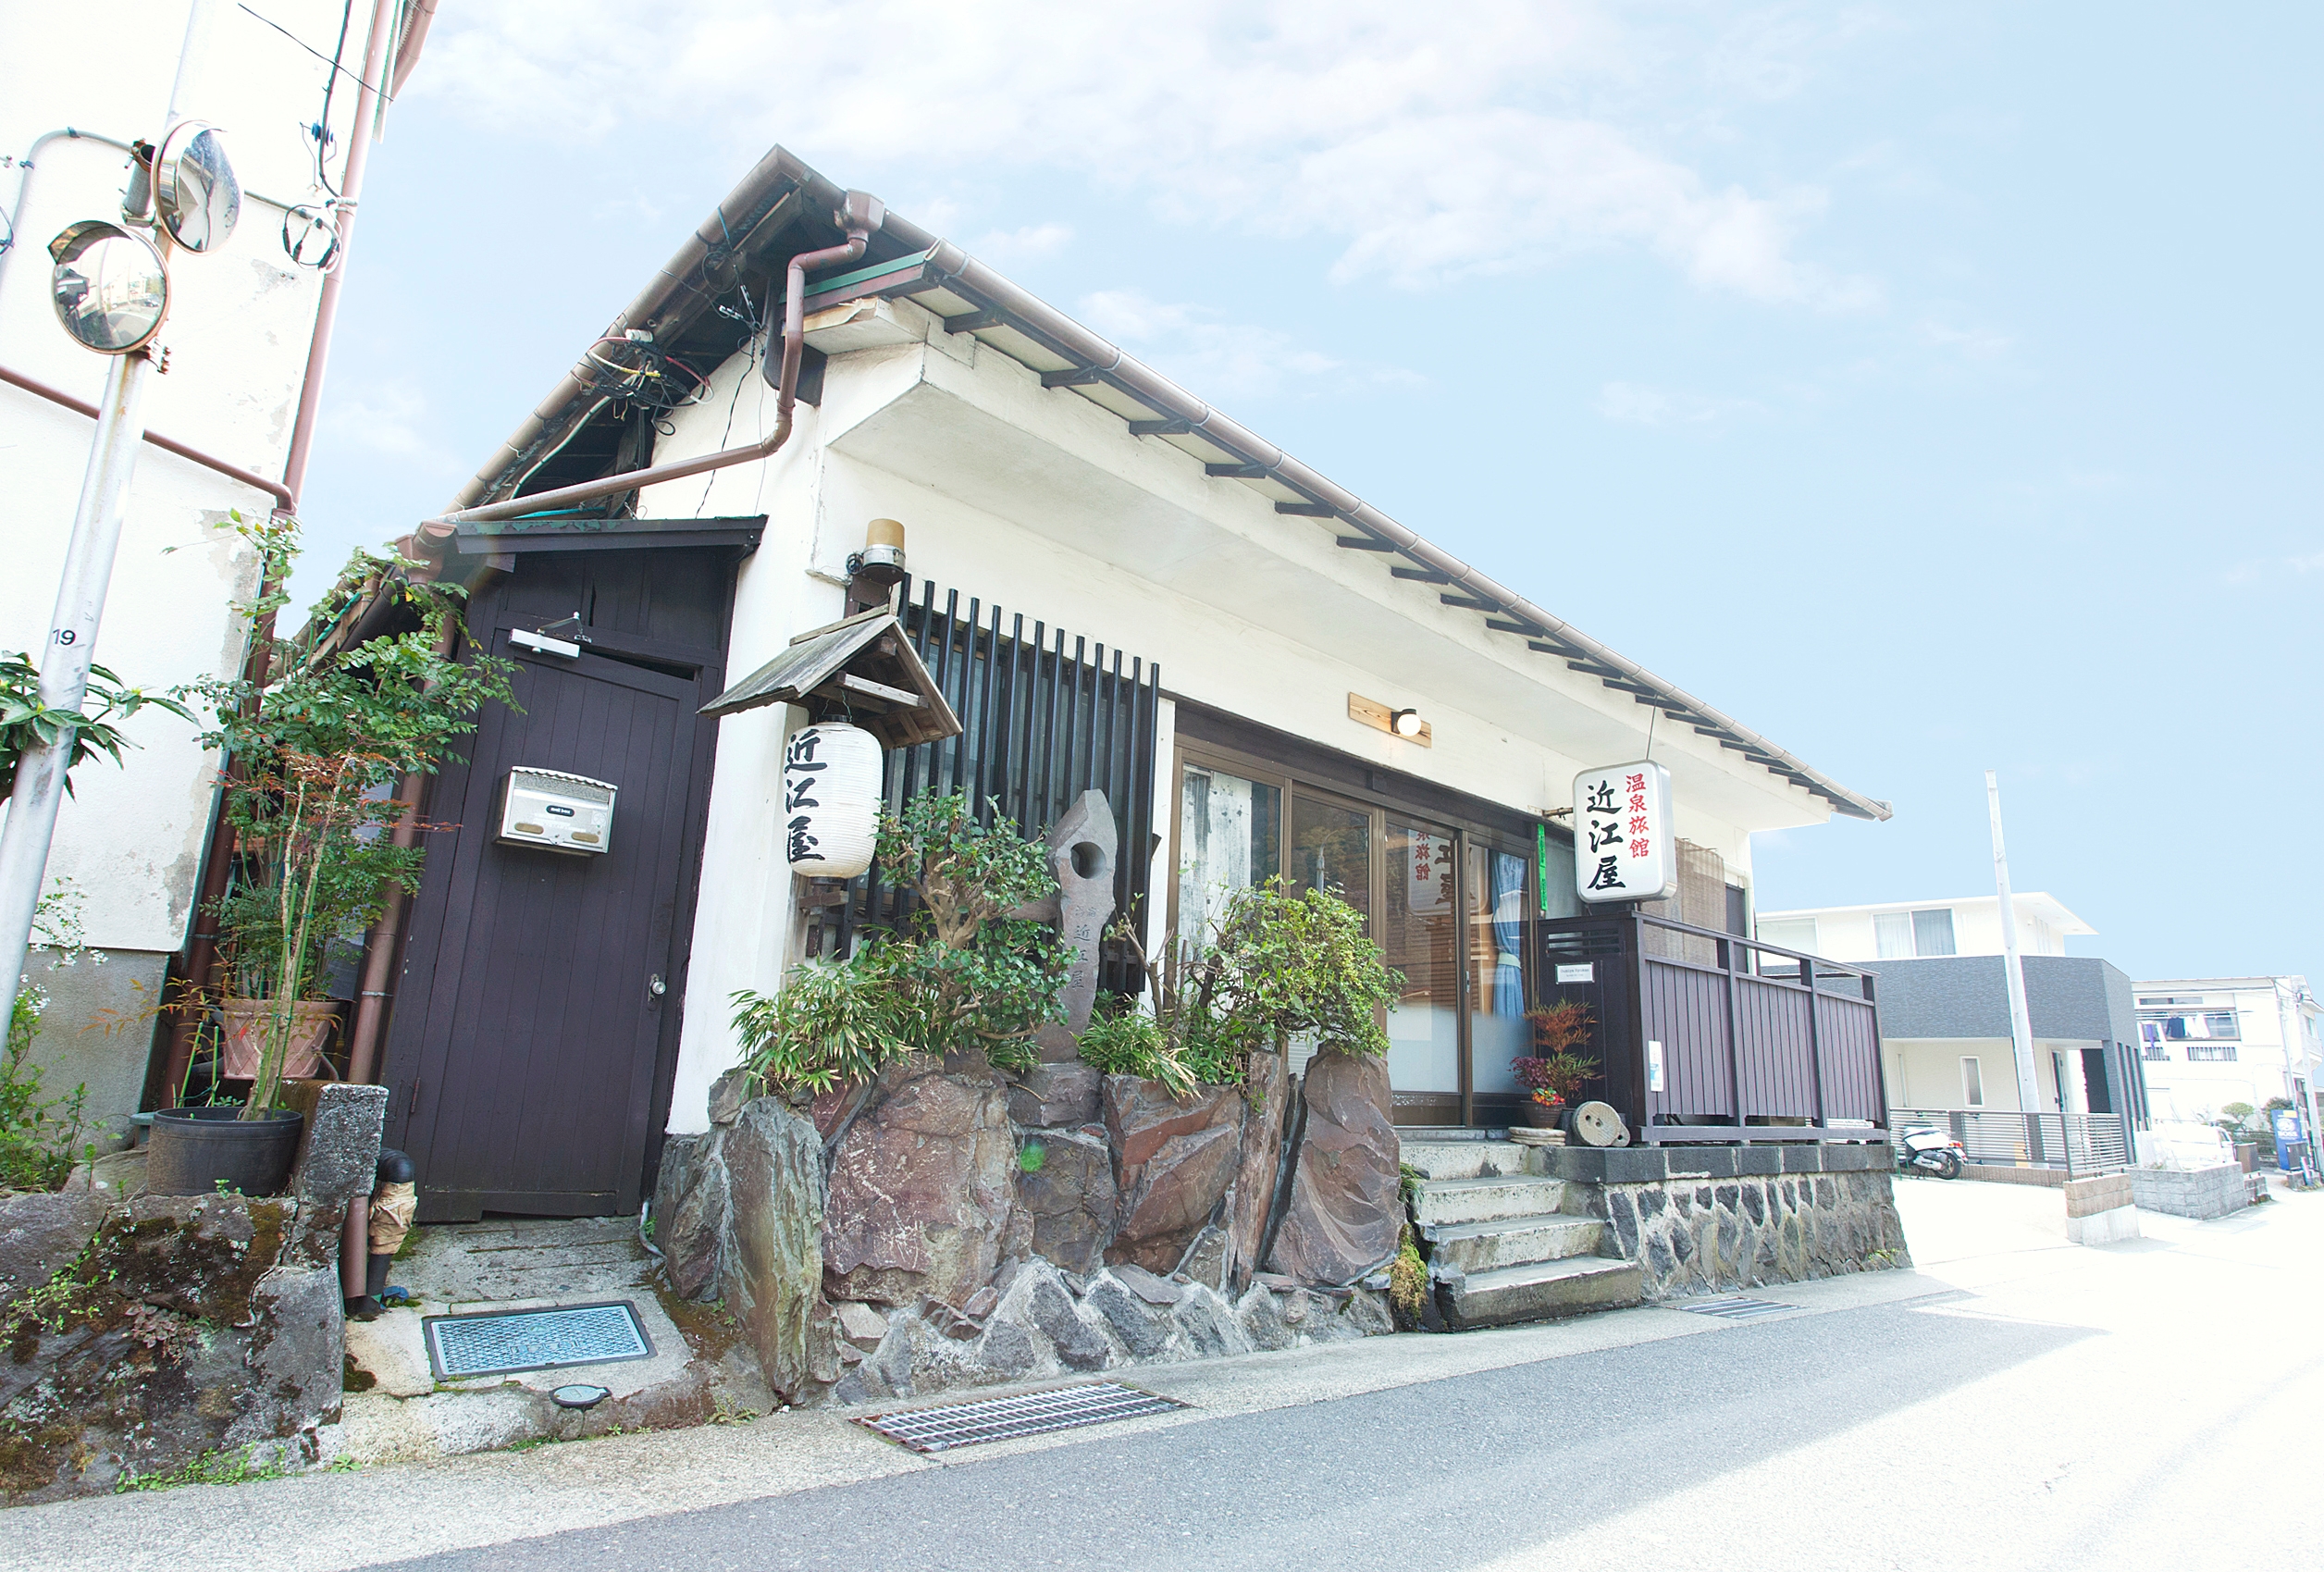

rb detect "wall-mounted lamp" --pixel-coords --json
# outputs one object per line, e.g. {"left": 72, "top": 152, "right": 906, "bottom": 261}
{"left": 1348, "top": 691, "right": 1432, "bottom": 747}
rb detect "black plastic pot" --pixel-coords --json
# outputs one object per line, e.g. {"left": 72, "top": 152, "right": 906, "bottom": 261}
{"left": 146, "top": 1107, "right": 304, "bottom": 1196}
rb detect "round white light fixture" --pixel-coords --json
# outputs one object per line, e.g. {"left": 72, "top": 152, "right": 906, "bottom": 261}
{"left": 1391, "top": 707, "right": 1425, "bottom": 738}
{"left": 48, "top": 219, "right": 169, "bottom": 353}
{"left": 155, "top": 121, "right": 241, "bottom": 253}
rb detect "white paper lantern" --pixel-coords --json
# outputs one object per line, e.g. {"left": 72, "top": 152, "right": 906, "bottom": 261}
{"left": 784, "top": 721, "right": 882, "bottom": 877}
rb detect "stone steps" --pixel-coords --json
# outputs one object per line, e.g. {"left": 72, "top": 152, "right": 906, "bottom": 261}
{"left": 1421, "top": 1215, "right": 1605, "bottom": 1275}
{"left": 1401, "top": 1140, "right": 1532, "bottom": 1181}
{"left": 1439, "top": 1256, "right": 1645, "bottom": 1330}
{"left": 1409, "top": 1175, "right": 1568, "bottom": 1228}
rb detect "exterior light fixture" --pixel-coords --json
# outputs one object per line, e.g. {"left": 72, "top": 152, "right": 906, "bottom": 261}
{"left": 47, "top": 220, "right": 169, "bottom": 353}
{"left": 1347, "top": 692, "right": 1432, "bottom": 747}
{"left": 154, "top": 121, "right": 241, "bottom": 253}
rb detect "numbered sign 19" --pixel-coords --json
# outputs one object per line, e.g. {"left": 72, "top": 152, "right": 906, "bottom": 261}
{"left": 1573, "top": 761, "right": 1675, "bottom": 904}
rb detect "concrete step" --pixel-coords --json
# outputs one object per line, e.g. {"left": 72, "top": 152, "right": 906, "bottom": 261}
{"left": 1422, "top": 1215, "right": 1605, "bottom": 1274}
{"left": 1401, "top": 1140, "right": 1532, "bottom": 1181}
{"left": 1440, "top": 1256, "right": 1644, "bottom": 1331}
{"left": 1410, "top": 1175, "right": 1567, "bottom": 1228}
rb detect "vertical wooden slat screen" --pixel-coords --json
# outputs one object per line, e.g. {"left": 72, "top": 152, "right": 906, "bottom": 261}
{"left": 842, "top": 579, "right": 1160, "bottom": 996}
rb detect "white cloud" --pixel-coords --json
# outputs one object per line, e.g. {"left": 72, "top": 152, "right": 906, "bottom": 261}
{"left": 413, "top": 0, "right": 1872, "bottom": 304}
{"left": 969, "top": 222, "right": 1073, "bottom": 262}
{"left": 1080, "top": 288, "right": 1418, "bottom": 400}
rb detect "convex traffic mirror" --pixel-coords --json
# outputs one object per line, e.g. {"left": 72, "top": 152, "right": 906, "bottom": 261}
{"left": 47, "top": 220, "right": 169, "bottom": 353}
{"left": 155, "top": 121, "right": 240, "bottom": 253}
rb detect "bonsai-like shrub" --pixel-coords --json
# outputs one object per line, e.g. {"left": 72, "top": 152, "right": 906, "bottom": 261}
{"left": 186, "top": 517, "right": 516, "bottom": 1118}
{"left": 1095, "top": 876, "right": 1403, "bottom": 1091}
{"left": 732, "top": 793, "right": 1069, "bottom": 1094}
{"left": 1514, "top": 1000, "right": 1598, "bottom": 1108}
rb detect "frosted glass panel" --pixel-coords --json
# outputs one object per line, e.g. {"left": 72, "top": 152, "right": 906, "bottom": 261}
{"left": 1176, "top": 765, "right": 1279, "bottom": 960}
{"left": 1874, "top": 911, "right": 1914, "bottom": 959}
{"left": 1469, "top": 845, "right": 1532, "bottom": 1095}
{"left": 1383, "top": 822, "right": 1457, "bottom": 1095}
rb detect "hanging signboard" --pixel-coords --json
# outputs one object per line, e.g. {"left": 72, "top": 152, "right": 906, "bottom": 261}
{"left": 1573, "top": 761, "right": 1675, "bottom": 904}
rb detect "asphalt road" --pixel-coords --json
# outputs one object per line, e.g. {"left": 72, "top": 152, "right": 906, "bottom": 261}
{"left": 21, "top": 1180, "right": 2324, "bottom": 1572}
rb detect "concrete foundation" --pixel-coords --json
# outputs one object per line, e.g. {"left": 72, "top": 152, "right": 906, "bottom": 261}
{"left": 2063, "top": 1173, "right": 2141, "bottom": 1244}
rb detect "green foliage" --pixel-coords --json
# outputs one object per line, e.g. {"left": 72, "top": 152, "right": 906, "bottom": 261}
{"left": 733, "top": 795, "right": 1069, "bottom": 1093}
{"left": 1514, "top": 1001, "right": 1598, "bottom": 1106}
{"left": 179, "top": 516, "right": 518, "bottom": 1117}
{"left": 1388, "top": 1223, "right": 1428, "bottom": 1330}
{"left": 1, "top": 651, "right": 196, "bottom": 800}
{"left": 1096, "top": 878, "right": 1403, "bottom": 1092}
{"left": 2, "top": 884, "right": 96, "bottom": 1193}
{"left": 114, "top": 1446, "right": 302, "bottom": 1493}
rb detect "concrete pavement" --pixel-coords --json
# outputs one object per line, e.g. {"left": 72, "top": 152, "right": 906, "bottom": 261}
{"left": 12, "top": 1174, "right": 2321, "bottom": 1571}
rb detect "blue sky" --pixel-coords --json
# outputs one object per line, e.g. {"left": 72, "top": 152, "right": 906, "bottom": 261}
{"left": 296, "top": 2, "right": 2321, "bottom": 980}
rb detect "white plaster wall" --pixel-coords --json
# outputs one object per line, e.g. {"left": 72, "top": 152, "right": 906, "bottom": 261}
{"left": 1, "top": 2, "right": 357, "bottom": 953}
{"left": 639, "top": 302, "right": 1845, "bottom": 1132}
{"left": 1885, "top": 1036, "right": 2090, "bottom": 1114}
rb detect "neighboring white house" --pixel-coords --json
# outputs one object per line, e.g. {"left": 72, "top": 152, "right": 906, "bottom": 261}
{"left": 2133, "top": 976, "right": 2323, "bottom": 1134}
{"left": 1, "top": 2, "right": 429, "bottom": 1138}
{"left": 1760, "top": 894, "right": 2147, "bottom": 1140}
{"left": 1754, "top": 893, "right": 2094, "bottom": 965}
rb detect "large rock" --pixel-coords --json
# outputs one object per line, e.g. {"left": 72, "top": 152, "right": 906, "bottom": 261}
{"left": 722, "top": 1100, "right": 840, "bottom": 1403}
{"left": 1224, "top": 1049, "right": 1290, "bottom": 1293}
{"left": 1007, "top": 1061, "right": 1102, "bottom": 1128}
{"left": 0, "top": 1195, "right": 342, "bottom": 1504}
{"left": 1013, "top": 1125, "right": 1118, "bottom": 1274}
{"left": 0, "top": 1189, "right": 109, "bottom": 1315}
{"left": 823, "top": 1066, "right": 1024, "bottom": 1309}
{"left": 1105, "top": 1077, "right": 1242, "bottom": 1276}
{"left": 652, "top": 1132, "right": 727, "bottom": 1300}
{"left": 1265, "top": 1051, "right": 1402, "bottom": 1286}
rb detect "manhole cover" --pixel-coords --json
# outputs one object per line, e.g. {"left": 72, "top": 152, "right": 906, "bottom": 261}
{"left": 1677, "top": 1296, "right": 1799, "bottom": 1321}
{"left": 424, "top": 1301, "right": 653, "bottom": 1380}
{"left": 858, "top": 1381, "right": 1187, "bottom": 1453}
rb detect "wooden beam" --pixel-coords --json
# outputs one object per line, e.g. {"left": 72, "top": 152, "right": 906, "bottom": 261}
{"left": 1040, "top": 366, "right": 1106, "bottom": 388}
{"left": 945, "top": 307, "right": 1004, "bottom": 334}
{"left": 1440, "top": 594, "right": 1499, "bottom": 612}
{"left": 1274, "top": 501, "right": 1334, "bottom": 516}
{"left": 1205, "top": 463, "right": 1267, "bottom": 478}
{"left": 1129, "top": 418, "right": 1194, "bottom": 436}
{"left": 1487, "top": 618, "right": 1547, "bottom": 637}
{"left": 1392, "top": 566, "right": 1452, "bottom": 584}
{"left": 836, "top": 671, "right": 923, "bottom": 707}
{"left": 1337, "top": 536, "right": 1396, "bottom": 551}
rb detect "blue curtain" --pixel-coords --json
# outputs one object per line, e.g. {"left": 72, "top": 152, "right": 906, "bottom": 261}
{"left": 1492, "top": 852, "right": 1526, "bottom": 1018}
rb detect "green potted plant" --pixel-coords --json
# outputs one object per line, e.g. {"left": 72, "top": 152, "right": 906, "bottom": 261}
{"left": 730, "top": 792, "right": 1070, "bottom": 1095}
{"left": 1514, "top": 1000, "right": 1598, "bottom": 1130}
{"left": 148, "top": 517, "right": 514, "bottom": 1196}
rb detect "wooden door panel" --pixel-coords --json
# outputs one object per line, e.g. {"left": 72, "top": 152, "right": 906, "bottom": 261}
{"left": 391, "top": 637, "right": 701, "bottom": 1219}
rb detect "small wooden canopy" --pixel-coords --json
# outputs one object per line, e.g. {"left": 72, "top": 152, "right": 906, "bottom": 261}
{"left": 699, "top": 607, "right": 961, "bottom": 749}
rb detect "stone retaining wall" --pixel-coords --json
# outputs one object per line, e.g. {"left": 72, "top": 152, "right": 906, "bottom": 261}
{"left": 2128, "top": 1163, "right": 2247, "bottom": 1220}
{"left": 656, "top": 1051, "right": 1403, "bottom": 1405}
{"left": 1539, "top": 1145, "right": 1910, "bottom": 1300}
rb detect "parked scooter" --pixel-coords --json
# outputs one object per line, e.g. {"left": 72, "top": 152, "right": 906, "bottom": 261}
{"left": 1897, "top": 1124, "right": 1965, "bottom": 1180}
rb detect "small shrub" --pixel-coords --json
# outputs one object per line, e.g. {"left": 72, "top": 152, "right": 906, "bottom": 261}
{"left": 1388, "top": 1225, "right": 1428, "bottom": 1330}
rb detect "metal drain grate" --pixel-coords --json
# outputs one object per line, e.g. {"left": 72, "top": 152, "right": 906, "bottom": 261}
{"left": 858, "top": 1381, "right": 1187, "bottom": 1453}
{"left": 1677, "top": 1295, "right": 1799, "bottom": 1322}
{"left": 424, "top": 1301, "right": 653, "bottom": 1380}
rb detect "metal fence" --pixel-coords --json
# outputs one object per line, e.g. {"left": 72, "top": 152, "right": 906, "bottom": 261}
{"left": 1538, "top": 912, "right": 1887, "bottom": 1143}
{"left": 1891, "top": 1108, "right": 2132, "bottom": 1173}
{"left": 839, "top": 578, "right": 1160, "bottom": 996}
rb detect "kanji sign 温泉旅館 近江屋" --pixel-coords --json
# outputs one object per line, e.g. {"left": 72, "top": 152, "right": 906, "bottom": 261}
{"left": 1574, "top": 761, "right": 1675, "bottom": 904}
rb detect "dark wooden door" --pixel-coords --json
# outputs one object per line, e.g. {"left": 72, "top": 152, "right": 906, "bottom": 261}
{"left": 387, "top": 631, "right": 708, "bottom": 1219}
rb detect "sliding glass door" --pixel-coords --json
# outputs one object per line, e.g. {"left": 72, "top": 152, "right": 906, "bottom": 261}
{"left": 1169, "top": 739, "right": 1542, "bottom": 1127}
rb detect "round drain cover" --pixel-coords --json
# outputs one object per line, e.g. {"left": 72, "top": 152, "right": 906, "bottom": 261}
{"left": 551, "top": 1383, "right": 611, "bottom": 1409}
{"left": 1568, "top": 1100, "right": 1630, "bottom": 1147}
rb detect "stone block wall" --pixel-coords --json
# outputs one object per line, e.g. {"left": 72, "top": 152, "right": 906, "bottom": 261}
{"left": 1539, "top": 1145, "right": 1910, "bottom": 1300}
{"left": 2128, "top": 1163, "right": 2247, "bottom": 1220}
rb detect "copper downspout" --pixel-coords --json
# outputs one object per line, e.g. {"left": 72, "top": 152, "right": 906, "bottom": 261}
{"left": 279, "top": 0, "right": 398, "bottom": 506}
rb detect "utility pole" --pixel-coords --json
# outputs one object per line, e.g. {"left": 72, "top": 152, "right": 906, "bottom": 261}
{"left": 1986, "top": 772, "right": 2046, "bottom": 1148}
{"left": 0, "top": 0, "right": 219, "bottom": 1014}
